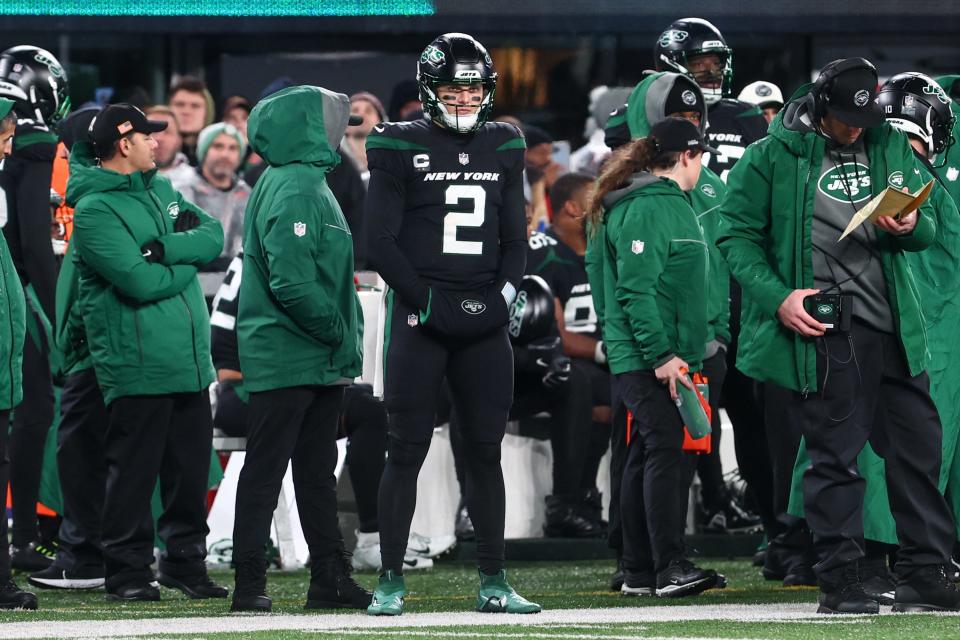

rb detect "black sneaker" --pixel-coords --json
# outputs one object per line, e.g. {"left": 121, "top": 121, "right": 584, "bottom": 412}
{"left": 621, "top": 569, "right": 655, "bottom": 597}
{"left": 703, "top": 499, "right": 763, "bottom": 534}
{"left": 0, "top": 579, "right": 37, "bottom": 609}
{"left": 455, "top": 500, "right": 475, "bottom": 542}
{"left": 305, "top": 549, "right": 372, "bottom": 609}
{"left": 10, "top": 543, "right": 54, "bottom": 573}
{"left": 579, "top": 489, "right": 609, "bottom": 531}
{"left": 816, "top": 561, "right": 879, "bottom": 614}
{"left": 158, "top": 573, "right": 229, "bottom": 599}
{"left": 231, "top": 557, "right": 271, "bottom": 613}
{"left": 609, "top": 558, "right": 624, "bottom": 592}
{"left": 543, "top": 495, "right": 605, "bottom": 539}
{"left": 28, "top": 565, "right": 104, "bottom": 590}
{"left": 893, "top": 565, "right": 960, "bottom": 612}
{"left": 860, "top": 557, "right": 895, "bottom": 605}
{"left": 105, "top": 581, "right": 161, "bottom": 602}
{"left": 655, "top": 559, "right": 719, "bottom": 598}
{"left": 783, "top": 563, "right": 817, "bottom": 587}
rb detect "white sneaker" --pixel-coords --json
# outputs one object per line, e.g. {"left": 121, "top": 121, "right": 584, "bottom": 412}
{"left": 351, "top": 531, "right": 434, "bottom": 572}
{"left": 407, "top": 531, "right": 457, "bottom": 559}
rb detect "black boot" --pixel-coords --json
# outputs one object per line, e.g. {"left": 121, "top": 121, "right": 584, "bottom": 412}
{"left": 609, "top": 557, "right": 624, "bottom": 592}
{"left": 158, "top": 572, "right": 229, "bottom": 599}
{"left": 580, "top": 489, "right": 608, "bottom": 531}
{"left": 543, "top": 495, "right": 605, "bottom": 538}
{"left": 816, "top": 561, "right": 879, "bottom": 614}
{"left": 893, "top": 565, "right": 960, "bottom": 612}
{"left": 305, "top": 548, "right": 372, "bottom": 609}
{"left": 0, "top": 579, "right": 37, "bottom": 610}
{"left": 860, "top": 556, "right": 895, "bottom": 605}
{"left": 231, "top": 557, "right": 271, "bottom": 613}
{"left": 455, "top": 500, "right": 475, "bottom": 541}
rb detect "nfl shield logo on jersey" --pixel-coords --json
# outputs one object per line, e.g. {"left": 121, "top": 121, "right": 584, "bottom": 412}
{"left": 407, "top": 313, "right": 418, "bottom": 327}
{"left": 294, "top": 221, "right": 307, "bottom": 237}
{"left": 459, "top": 152, "right": 470, "bottom": 165}
{"left": 631, "top": 240, "right": 645, "bottom": 254}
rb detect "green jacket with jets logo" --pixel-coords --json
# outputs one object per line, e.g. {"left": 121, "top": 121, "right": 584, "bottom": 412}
{"left": 67, "top": 141, "right": 222, "bottom": 404}
{"left": 588, "top": 173, "right": 708, "bottom": 375}
{"left": 717, "top": 84, "right": 937, "bottom": 393}
{"left": 238, "top": 85, "right": 363, "bottom": 392}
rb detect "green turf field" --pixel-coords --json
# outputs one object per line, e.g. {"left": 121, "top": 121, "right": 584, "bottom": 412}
{"left": 2, "top": 559, "right": 959, "bottom": 639}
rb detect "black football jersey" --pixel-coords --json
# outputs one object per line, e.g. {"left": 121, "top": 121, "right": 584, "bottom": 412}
{"left": 210, "top": 253, "right": 242, "bottom": 372}
{"left": 703, "top": 98, "right": 769, "bottom": 181}
{"left": 365, "top": 118, "right": 527, "bottom": 308}
{"left": 527, "top": 229, "right": 599, "bottom": 340}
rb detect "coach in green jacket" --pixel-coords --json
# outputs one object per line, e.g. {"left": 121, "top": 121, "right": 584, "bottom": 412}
{"left": 70, "top": 104, "right": 225, "bottom": 602}
{"left": 717, "top": 59, "right": 958, "bottom": 614}
{"left": 230, "top": 85, "right": 368, "bottom": 613}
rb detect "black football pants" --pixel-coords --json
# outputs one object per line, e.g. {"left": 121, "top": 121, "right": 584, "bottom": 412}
{"left": 379, "top": 293, "right": 513, "bottom": 575}
{"left": 102, "top": 392, "right": 212, "bottom": 589}
{"left": 780, "top": 321, "right": 954, "bottom": 574}
{"left": 53, "top": 367, "right": 108, "bottom": 571}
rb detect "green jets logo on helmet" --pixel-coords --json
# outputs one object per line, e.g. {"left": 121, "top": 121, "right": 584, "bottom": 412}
{"left": 421, "top": 45, "right": 446, "bottom": 66}
{"left": 817, "top": 162, "right": 872, "bottom": 204}
{"left": 658, "top": 29, "right": 688, "bottom": 47}
{"left": 33, "top": 52, "right": 62, "bottom": 78}
{"left": 923, "top": 83, "right": 950, "bottom": 105}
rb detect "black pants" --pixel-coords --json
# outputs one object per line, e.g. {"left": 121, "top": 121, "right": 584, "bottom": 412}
{"left": 607, "top": 377, "right": 628, "bottom": 555}
{"left": 102, "top": 392, "right": 212, "bottom": 589}
{"left": 575, "top": 359, "right": 612, "bottom": 493}
{"left": 233, "top": 385, "right": 345, "bottom": 564}
{"left": 54, "top": 368, "right": 108, "bottom": 571}
{"left": 692, "top": 350, "right": 729, "bottom": 514}
{"left": 618, "top": 370, "right": 689, "bottom": 573}
{"left": 379, "top": 294, "right": 513, "bottom": 575}
{"left": 9, "top": 315, "right": 54, "bottom": 547}
{"left": 213, "top": 382, "right": 248, "bottom": 438}
{"left": 0, "top": 410, "right": 11, "bottom": 578}
{"left": 782, "top": 322, "right": 954, "bottom": 574}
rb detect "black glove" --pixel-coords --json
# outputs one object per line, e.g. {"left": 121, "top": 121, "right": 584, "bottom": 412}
{"left": 420, "top": 284, "right": 510, "bottom": 339}
{"left": 522, "top": 337, "right": 571, "bottom": 388}
{"left": 141, "top": 240, "right": 165, "bottom": 264}
{"left": 174, "top": 210, "right": 201, "bottom": 232}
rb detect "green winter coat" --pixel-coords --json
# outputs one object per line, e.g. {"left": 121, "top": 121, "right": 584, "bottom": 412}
{"left": 68, "top": 141, "right": 222, "bottom": 405}
{"left": 0, "top": 225, "right": 24, "bottom": 411}
{"left": 605, "top": 71, "right": 731, "bottom": 349}
{"left": 591, "top": 174, "right": 708, "bottom": 375}
{"left": 238, "top": 85, "right": 363, "bottom": 392}
{"left": 717, "top": 84, "right": 937, "bottom": 393}
{"left": 933, "top": 75, "right": 960, "bottom": 206}
{"left": 55, "top": 243, "right": 91, "bottom": 377}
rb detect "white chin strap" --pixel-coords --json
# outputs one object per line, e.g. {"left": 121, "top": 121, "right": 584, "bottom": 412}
{"left": 888, "top": 118, "right": 933, "bottom": 156}
{"left": 701, "top": 87, "right": 722, "bottom": 106}
{"left": 439, "top": 110, "right": 479, "bottom": 133}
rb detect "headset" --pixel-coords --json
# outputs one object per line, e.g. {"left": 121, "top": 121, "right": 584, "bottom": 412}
{"left": 806, "top": 57, "right": 878, "bottom": 124}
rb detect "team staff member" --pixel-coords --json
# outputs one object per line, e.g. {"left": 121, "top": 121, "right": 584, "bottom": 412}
{"left": 366, "top": 33, "right": 539, "bottom": 616}
{"left": 70, "top": 104, "right": 226, "bottom": 602}
{"left": 231, "top": 85, "right": 371, "bottom": 613}
{"left": 718, "top": 58, "right": 959, "bottom": 614}
{"left": 0, "top": 98, "right": 37, "bottom": 609}
{"left": 0, "top": 46, "right": 69, "bottom": 571}
{"left": 587, "top": 117, "right": 724, "bottom": 598}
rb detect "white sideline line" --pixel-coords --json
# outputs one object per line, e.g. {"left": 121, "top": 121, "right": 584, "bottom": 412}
{"left": 0, "top": 603, "right": 943, "bottom": 639}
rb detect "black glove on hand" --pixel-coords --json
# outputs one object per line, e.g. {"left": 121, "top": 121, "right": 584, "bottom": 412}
{"left": 141, "top": 240, "right": 165, "bottom": 264}
{"left": 174, "top": 210, "right": 201, "bottom": 232}
{"left": 542, "top": 355, "right": 571, "bottom": 388}
{"left": 523, "top": 337, "right": 571, "bottom": 388}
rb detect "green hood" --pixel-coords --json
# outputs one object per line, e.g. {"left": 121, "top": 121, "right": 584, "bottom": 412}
{"left": 65, "top": 140, "right": 157, "bottom": 207}
{"left": 248, "top": 85, "right": 350, "bottom": 170}
{"left": 627, "top": 72, "right": 703, "bottom": 138}
{"left": 602, "top": 171, "right": 665, "bottom": 210}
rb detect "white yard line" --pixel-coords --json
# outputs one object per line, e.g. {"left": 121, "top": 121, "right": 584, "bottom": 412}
{"left": 0, "top": 603, "right": 946, "bottom": 639}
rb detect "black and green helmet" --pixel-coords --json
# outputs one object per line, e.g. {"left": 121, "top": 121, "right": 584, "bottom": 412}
{"left": 416, "top": 33, "right": 498, "bottom": 134}
{"left": 0, "top": 45, "right": 70, "bottom": 130}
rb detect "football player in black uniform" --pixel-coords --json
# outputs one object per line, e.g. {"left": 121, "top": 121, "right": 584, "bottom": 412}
{"left": 366, "top": 33, "right": 539, "bottom": 616}
{"left": 0, "top": 46, "right": 69, "bottom": 572}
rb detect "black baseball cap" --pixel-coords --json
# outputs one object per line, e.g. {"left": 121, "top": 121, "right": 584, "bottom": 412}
{"left": 821, "top": 60, "right": 884, "bottom": 128}
{"left": 89, "top": 103, "right": 167, "bottom": 157}
{"left": 649, "top": 117, "right": 718, "bottom": 155}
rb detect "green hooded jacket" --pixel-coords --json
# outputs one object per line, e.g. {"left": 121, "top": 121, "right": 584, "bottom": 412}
{"left": 604, "top": 71, "right": 730, "bottom": 347}
{"left": 591, "top": 174, "right": 708, "bottom": 375}
{"left": 0, "top": 216, "right": 23, "bottom": 411}
{"left": 54, "top": 243, "right": 91, "bottom": 376}
{"left": 716, "top": 84, "right": 937, "bottom": 393}
{"left": 68, "top": 141, "right": 223, "bottom": 405}
{"left": 238, "top": 85, "right": 363, "bottom": 392}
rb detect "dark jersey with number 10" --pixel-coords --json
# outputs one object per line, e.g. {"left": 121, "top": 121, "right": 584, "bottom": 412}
{"left": 365, "top": 118, "right": 528, "bottom": 310}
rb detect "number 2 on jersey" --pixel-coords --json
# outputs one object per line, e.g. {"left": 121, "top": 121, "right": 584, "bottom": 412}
{"left": 442, "top": 184, "right": 486, "bottom": 255}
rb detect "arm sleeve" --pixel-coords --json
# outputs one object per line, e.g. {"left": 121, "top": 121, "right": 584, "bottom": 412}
{"left": 158, "top": 193, "right": 225, "bottom": 266}
{"left": 260, "top": 195, "right": 344, "bottom": 345}
{"left": 496, "top": 154, "right": 528, "bottom": 288}
{"left": 366, "top": 149, "right": 431, "bottom": 310}
{"left": 73, "top": 204, "right": 198, "bottom": 303}
{"left": 716, "top": 148, "right": 793, "bottom": 318}
{"left": 613, "top": 209, "right": 674, "bottom": 366}
{"left": 15, "top": 155, "right": 57, "bottom": 321}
